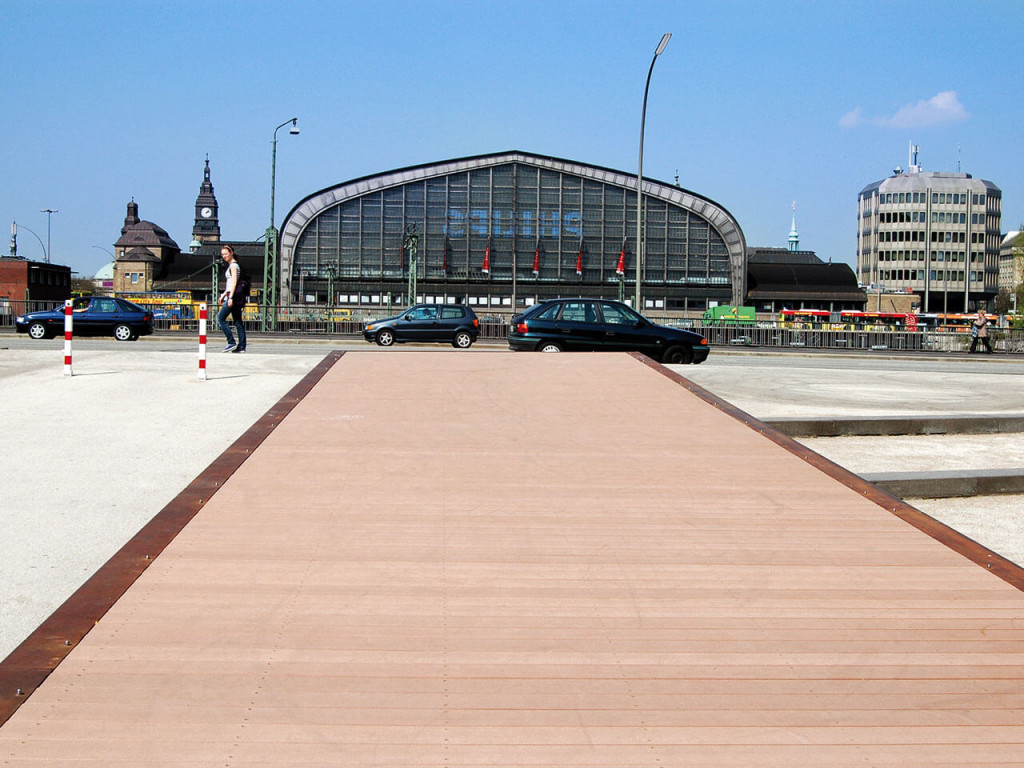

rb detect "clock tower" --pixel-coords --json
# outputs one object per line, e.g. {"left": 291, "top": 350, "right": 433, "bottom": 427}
{"left": 192, "top": 156, "right": 221, "bottom": 245}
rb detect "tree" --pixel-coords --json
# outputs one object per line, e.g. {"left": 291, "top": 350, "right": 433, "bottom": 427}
{"left": 995, "top": 287, "right": 1012, "bottom": 315}
{"left": 1014, "top": 229, "right": 1024, "bottom": 326}
{"left": 71, "top": 277, "right": 96, "bottom": 296}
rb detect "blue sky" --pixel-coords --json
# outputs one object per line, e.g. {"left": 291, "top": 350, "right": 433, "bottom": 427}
{"left": 3, "top": 0, "right": 1022, "bottom": 278}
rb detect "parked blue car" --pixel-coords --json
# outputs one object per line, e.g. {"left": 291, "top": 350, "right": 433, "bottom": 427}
{"left": 16, "top": 297, "right": 154, "bottom": 341}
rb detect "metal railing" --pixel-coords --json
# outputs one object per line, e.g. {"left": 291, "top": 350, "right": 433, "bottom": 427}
{"left": 693, "top": 323, "right": 1024, "bottom": 354}
{"left": 0, "top": 299, "right": 62, "bottom": 327}
{"left": 5, "top": 298, "right": 1022, "bottom": 354}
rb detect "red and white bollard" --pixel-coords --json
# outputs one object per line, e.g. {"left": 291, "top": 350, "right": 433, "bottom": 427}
{"left": 198, "top": 303, "right": 208, "bottom": 381}
{"left": 63, "top": 300, "right": 73, "bottom": 377}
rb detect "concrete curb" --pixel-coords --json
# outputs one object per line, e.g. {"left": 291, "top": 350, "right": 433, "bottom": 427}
{"left": 768, "top": 415, "right": 1024, "bottom": 437}
{"left": 864, "top": 468, "right": 1024, "bottom": 499}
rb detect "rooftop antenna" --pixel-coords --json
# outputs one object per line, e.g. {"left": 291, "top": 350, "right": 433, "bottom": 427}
{"left": 908, "top": 141, "right": 921, "bottom": 173}
{"left": 956, "top": 142, "right": 962, "bottom": 173}
{"left": 788, "top": 201, "right": 799, "bottom": 252}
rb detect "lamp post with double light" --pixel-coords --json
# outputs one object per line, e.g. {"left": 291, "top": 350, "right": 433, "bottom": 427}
{"left": 634, "top": 33, "right": 671, "bottom": 311}
{"left": 262, "top": 117, "right": 300, "bottom": 332}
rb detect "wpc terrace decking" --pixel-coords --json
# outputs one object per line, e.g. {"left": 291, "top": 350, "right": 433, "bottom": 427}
{"left": 2, "top": 351, "right": 1023, "bottom": 767}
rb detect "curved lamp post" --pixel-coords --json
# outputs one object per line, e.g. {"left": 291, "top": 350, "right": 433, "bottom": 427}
{"left": 262, "top": 117, "right": 300, "bottom": 332}
{"left": 14, "top": 221, "right": 47, "bottom": 261}
{"left": 635, "top": 33, "right": 671, "bottom": 311}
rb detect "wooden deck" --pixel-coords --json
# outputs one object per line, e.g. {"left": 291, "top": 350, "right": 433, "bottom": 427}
{"left": 3, "top": 351, "right": 1024, "bottom": 766}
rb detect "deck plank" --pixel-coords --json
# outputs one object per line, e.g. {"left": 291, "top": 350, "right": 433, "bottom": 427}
{"left": 3, "top": 352, "right": 1024, "bottom": 766}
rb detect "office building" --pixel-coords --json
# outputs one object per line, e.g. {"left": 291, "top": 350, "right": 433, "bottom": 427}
{"left": 856, "top": 146, "right": 1001, "bottom": 313}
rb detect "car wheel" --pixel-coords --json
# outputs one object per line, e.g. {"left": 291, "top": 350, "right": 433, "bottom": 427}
{"left": 375, "top": 329, "right": 396, "bottom": 347}
{"left": 662, "top": 345, "right": 694, "bottom": 365}
{"left": 113, "top": 324, "right": 134, "bottom": 341}
{"left": 538, "top": 341, "right": 563, "bottom": 353}
{"left": 452, "top": 331, "right": 473, "bottom": 349}
{"left": 27, "top": 322, "right": 50, "bottom": 340}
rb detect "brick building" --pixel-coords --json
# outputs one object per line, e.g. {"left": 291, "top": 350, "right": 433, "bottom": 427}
{"left": 0, "top": 257, "right": 72, "bottom": 307}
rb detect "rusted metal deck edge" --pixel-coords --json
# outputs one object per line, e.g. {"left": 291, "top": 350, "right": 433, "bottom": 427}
{"left": 0, "top": 351, "right": 345, "bottom": 727}
{"left": 634, "top": 353, "right": 1024, "bottom": 593}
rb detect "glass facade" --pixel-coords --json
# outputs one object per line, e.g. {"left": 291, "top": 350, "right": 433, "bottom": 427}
{"left": 284, "top": 154, "right": 744, "bottom": 311}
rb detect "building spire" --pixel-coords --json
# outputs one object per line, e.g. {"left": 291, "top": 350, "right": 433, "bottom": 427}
{"left": 788, "top": 201, "right": 799, "bottom": 252}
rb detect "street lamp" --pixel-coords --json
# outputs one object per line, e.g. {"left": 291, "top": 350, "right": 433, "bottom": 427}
{"left": 41, "top": 209, "right": 58, "bottom": 264}
{"left": 635, "top": 33, "right": 671, "bottom": 311}
{"left": 404, "top": 224, "right": 419, "bottom": 306}
{"left": 13, "top": 221, "right": 47, "bottom": 261}
{"left": 262, "top": 117, "right": 300, "bottom": 332}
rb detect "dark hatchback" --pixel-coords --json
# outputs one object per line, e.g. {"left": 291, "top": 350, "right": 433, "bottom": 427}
{"left": 508, "top": 298, "right": 709, "bottom": 364}
{"left": 363, "top": 303, "right": 480, "bottom": 348}
{"left": 16, "top": 296, "right": 155, "bottom": 341}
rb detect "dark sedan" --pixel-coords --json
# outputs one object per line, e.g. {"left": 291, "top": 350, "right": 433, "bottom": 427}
{"left": 16, "top": 296, "right": 154, "bottom": 341}
{"left": 363, "top": 303, "right": 480, "bottom": 348}
{"left": 508, "top": 298, "right": 709, "bottom": 364}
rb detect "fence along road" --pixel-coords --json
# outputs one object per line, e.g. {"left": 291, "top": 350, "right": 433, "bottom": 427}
{"left": 2, "top": 351, "right": 1024, "bottom": 766}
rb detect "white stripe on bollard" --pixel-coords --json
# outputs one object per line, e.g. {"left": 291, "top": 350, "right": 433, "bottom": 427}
{"left": 63, "top": 300, "right": 73, "bottom": 377}
{"left": 198, "top": 303, "right": 208, "bottom": 381}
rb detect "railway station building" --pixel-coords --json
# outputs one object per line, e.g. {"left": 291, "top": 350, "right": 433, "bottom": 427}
{"left": 278, "top": 151, "right": 747, "bottom": 312}
{"left": 151, "top": 152, "right": 868, "bottom": 317}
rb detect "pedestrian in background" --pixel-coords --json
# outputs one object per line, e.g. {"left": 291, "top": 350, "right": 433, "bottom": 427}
{"left": 969, "top": 309, "right": 992, "bottom": 354}
{"left": 217, "top": 245, "right": 247, "bottom": 353}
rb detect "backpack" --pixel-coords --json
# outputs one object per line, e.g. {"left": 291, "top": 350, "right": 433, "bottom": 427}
{"left": 234, "top": 264, "right": 252, "bottom": 303}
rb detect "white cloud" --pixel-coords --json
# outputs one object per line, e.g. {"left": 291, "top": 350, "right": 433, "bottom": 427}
{"left": 882, "top": 91, "right": 968, "bottom": 128}
{"left": 839, "top": 91, "right": 969, "bottom": 129}
{"left": 839, "top": 107, "right": 865, "bottom": 128}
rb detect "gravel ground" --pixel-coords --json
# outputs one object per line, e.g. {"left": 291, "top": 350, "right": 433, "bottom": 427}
{"left": 0, "top": 347, "right": 324, "bottom": 661}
